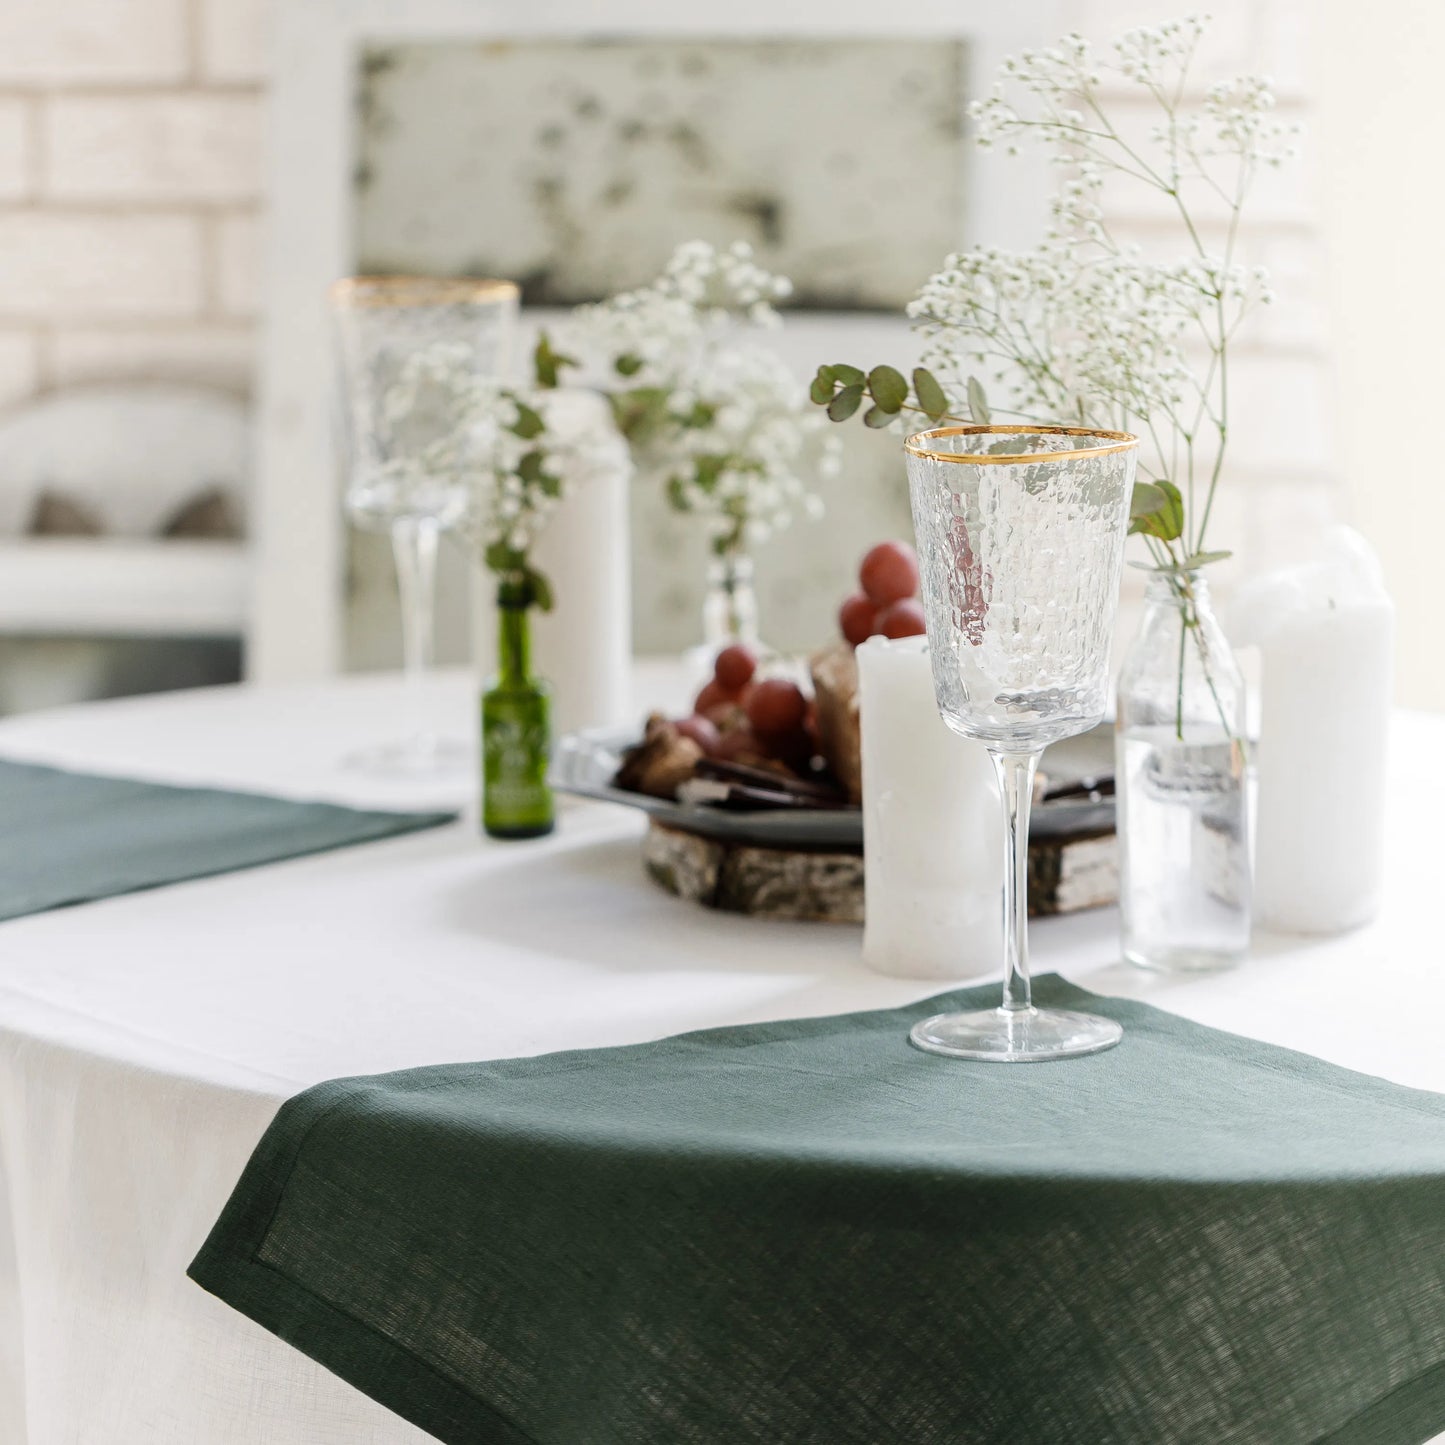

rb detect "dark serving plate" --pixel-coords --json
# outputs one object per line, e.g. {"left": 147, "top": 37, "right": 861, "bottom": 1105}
{"left": 551, "top": 725, "right": 1115, "bottom": 849}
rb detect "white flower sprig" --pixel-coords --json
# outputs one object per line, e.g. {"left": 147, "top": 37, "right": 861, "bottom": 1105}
{"left": 379, "top": 340, "right": 596, "bottom": 608}
{"left": 813, "top": 14, "right": 1298, "bottom": 576}
{"left": 961, "top": 14, "right": 1297, "bottom": 566}
{"left": 538, "top": 240, "right": 839, "bottom": 556}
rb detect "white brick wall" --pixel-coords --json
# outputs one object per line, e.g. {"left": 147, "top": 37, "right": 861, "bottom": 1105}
{"left": 0, "top": 100, "right": 35, "bottom": 200}
{"left": 0, "top": 213, "right": 206, "bottom": 317}
{"left": 0, "top": 0, "right": 267, "bottom": 406}
{"left": 0, "top": 0, "right": 191, "bottom": 86}
{"left": 198, "top": 0, "right": 269, "bottom": 84}
{"left": 45, "top": 93, "right": 262, "bottom": 201}
{"left": 50, "top": 323, "right": 254, "bottom": 392}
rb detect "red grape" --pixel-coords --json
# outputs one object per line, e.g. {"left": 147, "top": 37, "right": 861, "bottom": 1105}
{"left": 876, "top": 598, "right": 927, "bottom": 639}
{"left": 694, "top": 678, "right": 732, "bottom": 715}
{"left": 746, "top": 677, "right": 808, "bottom": 735}
{"left": 713, "top": 643, "right": 757, "bottom": 693}
{"left": 859, "top": 540, "right": 919, "bottom": 607}
{"left": 674, "top": 714, "right": 720, "bottom": 754}
{"left": 838, "top": 592, "right": 877, "bottom": 647}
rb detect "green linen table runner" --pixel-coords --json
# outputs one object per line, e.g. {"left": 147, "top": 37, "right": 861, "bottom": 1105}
{"left": 190, "top": 975, "right": 1445, "bottom": 1445}
{"left": 0, "top": 757, "right": 456, "bottom": 921}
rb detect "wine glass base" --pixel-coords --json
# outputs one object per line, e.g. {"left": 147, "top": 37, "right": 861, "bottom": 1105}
{"left": 910, "top": 1006, "right": 1122, "bottom": 1063}
{"left": 343, "top": 737, "right": 472, "bottom": 780}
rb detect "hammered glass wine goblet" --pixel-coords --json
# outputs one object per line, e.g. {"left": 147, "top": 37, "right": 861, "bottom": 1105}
{"left": 332, "top": 275, "right": 519, "bottom": 777}
{"left": 903, "top": 425, "right": 1139, "bottom": 1061}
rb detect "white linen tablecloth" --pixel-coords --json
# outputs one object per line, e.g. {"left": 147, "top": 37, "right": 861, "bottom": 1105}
{"left": 0, "top": 667, "right": 1441, "bottom": 1445}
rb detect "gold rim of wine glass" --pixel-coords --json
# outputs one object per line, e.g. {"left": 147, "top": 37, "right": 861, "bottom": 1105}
{"left": 330, "top": 275, "right": 520, "bottom": 308}
{"left": 902, "top": 424, "right": 1140, "bottom": 465}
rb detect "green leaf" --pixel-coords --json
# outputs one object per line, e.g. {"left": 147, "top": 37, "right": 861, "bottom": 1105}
{"left": 1179, "top": 549, "right": 1232, "bottom": 569}
{"left": 827, "top": 363, "right": 865, "bottom": 387}
{"left": 809, "top": 370, "right": 834, "bottom": 406}
{"left": 1128, "top": 478, "right": 1184, "bottom": 542}
{"left": 966, "top": 376, "right": 991, "bottom": 424}
{"left": 538, "top": 471, "right": 563, "bottom": 498}
{"left": 516, "top": 449, "right": 546, "bottom": 483}
{"left": 608, "top": 387, "right": 671, "bottom": 442}
{"left": 510, "top": 402, "right": 545, "bottom": 440}
{"left": 532, "top": 333, "right": 576, "bottom": 390}
{"left": 484, "top": 541, "right": 524, "bottom": 575}
{"left": 525, "top": 566, "right": 555, "bottom": 613}
{"left": 826, "top": 382, "right": 865, "bottom": 422}
{"left": 862, "top": 404, "right": 894, "bottom": 429}
{"left": 912, "top": 367, "right": 949, "bottom": 422}
{"left": 615, "top": 353, "right": 644, "bottom": 377}
{"left": 866, "top": 364, "right": 907, "bottom": 413}
{"left": 693, "top": 455, "right": 726, "bottom": 492}
{"left": 1129, "top": 481, "right": 1169, "bottom": 518}
{"left": 682, "top": 400, "right": 716, "bottom": 428}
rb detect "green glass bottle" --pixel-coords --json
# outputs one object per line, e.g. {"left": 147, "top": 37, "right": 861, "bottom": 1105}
{"left": 482, "top": 583, "right": 555, "bottom": 839}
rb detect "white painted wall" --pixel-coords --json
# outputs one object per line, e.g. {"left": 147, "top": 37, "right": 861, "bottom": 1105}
{"left": 1311, "top": 0, "right": 1445, "bottom": 712}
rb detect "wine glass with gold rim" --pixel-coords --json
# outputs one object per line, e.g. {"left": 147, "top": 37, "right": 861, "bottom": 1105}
{"left": 903, "top": 424, "right": 1138, "bottom": 1061}
{"left": 332, "top": 275, "right": 519, "bottom": 777}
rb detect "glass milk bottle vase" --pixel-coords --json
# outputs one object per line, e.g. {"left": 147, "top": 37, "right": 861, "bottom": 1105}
{"left": 702, "top": 549, "right": 760, "bottom": 650}
{"left": 1116, "top": 570, "right": 1251, "bottom": 971}
{"left": 481, "top": 583, "right": 555, "bottom": 839}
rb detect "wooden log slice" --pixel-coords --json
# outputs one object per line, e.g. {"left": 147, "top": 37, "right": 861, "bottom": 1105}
{"left": 643, "top": 820, "right": 1118, "bottom": 923}
{"left": 644, "top": 822, "right": 865, "bottom": 923}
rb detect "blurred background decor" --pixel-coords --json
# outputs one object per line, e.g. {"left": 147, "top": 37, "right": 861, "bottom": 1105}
{"left": 331, "top": 274, "right": 518, "bottom": 775}
{"left": 0, "top": 0, "right": 1440, "bottom": 713}
{"left": 0, "top": 384, "right": 247, "bottom": 713}
{"left": 543, "top": 240, "right": 839, "bottom": 653}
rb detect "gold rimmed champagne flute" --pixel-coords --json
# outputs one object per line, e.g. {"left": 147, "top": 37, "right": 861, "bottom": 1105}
{"left": 903, "top": 425, "right": 1138, "bottom": 1061}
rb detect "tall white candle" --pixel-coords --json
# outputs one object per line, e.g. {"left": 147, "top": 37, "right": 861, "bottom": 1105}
{"left": 474, "top": 389, "right": 632, "bottom": 736}
{"left": 1230, "top": 526, "right": 1394, "bottom": 934}
{"left": 857, "top": 634, "right": 1003, "bottom": 978}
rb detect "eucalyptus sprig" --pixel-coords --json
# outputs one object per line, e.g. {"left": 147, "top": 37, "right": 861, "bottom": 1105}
{"left": 809, "top": 361, "right": 1194, "bottom": 561}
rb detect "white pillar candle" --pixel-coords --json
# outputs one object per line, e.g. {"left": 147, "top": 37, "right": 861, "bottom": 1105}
{"left": 474, "top": 389, "right": 633, "bottom": 736}
{"left": 1230, "top": 526, "right": 1394, "bottom": 934}
{"left": 857, "top": 634, "right": 1003, "bottom": 978}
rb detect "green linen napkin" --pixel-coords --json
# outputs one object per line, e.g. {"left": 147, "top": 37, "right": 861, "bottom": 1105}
{"left": 189, "top": 976, "right": 1445, "bottom": 1445}
{"left": 0, "top": 757, "right": 456, "bottom": 921}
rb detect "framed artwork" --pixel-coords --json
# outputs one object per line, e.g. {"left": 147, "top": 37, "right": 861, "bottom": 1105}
{"left": 356, "top": 38, "right": 967, "bottom": 311}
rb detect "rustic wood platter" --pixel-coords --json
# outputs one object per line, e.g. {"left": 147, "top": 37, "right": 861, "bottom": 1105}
{"left": 553, "top": 725, "right": 1119, "bottom": 922}
{"left": 642, "top": 820, "right": 1117, "bottom": 922}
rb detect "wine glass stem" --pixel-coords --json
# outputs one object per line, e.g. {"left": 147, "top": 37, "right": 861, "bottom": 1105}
{"left": 391, "top": 515, "right": 441, "bottom": 754}
{"left": 990, "top": 748, "right": 1041, "bottom": 1014}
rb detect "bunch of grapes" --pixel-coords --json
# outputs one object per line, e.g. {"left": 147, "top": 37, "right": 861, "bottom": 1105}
{"left": 837, "top": 541, "right": 925, "bottom": 646}
{"left": 675, "top": 645, "right": 815, "bottom": 775}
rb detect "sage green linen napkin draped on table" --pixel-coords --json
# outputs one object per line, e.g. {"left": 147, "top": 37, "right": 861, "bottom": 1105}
{"left": 0, "top": 758, "right": 456, "bottom": 920}
{"left": 190, "top": 976, "right": 1445, "bottom": 1445}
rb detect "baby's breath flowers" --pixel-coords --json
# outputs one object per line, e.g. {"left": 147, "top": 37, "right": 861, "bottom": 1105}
{"left": 380, "top": 341, "right": 603, "bottom": 610}
{"left": 537, "top": 240, "right": 839, "bottom": 557}
{"left": 812, "top": 13, "right": 1298, "bottom": 577}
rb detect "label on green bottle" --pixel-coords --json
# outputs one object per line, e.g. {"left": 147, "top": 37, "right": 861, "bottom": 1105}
{"left": 482, "top": 691, "right": 554, "bottom": 837}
